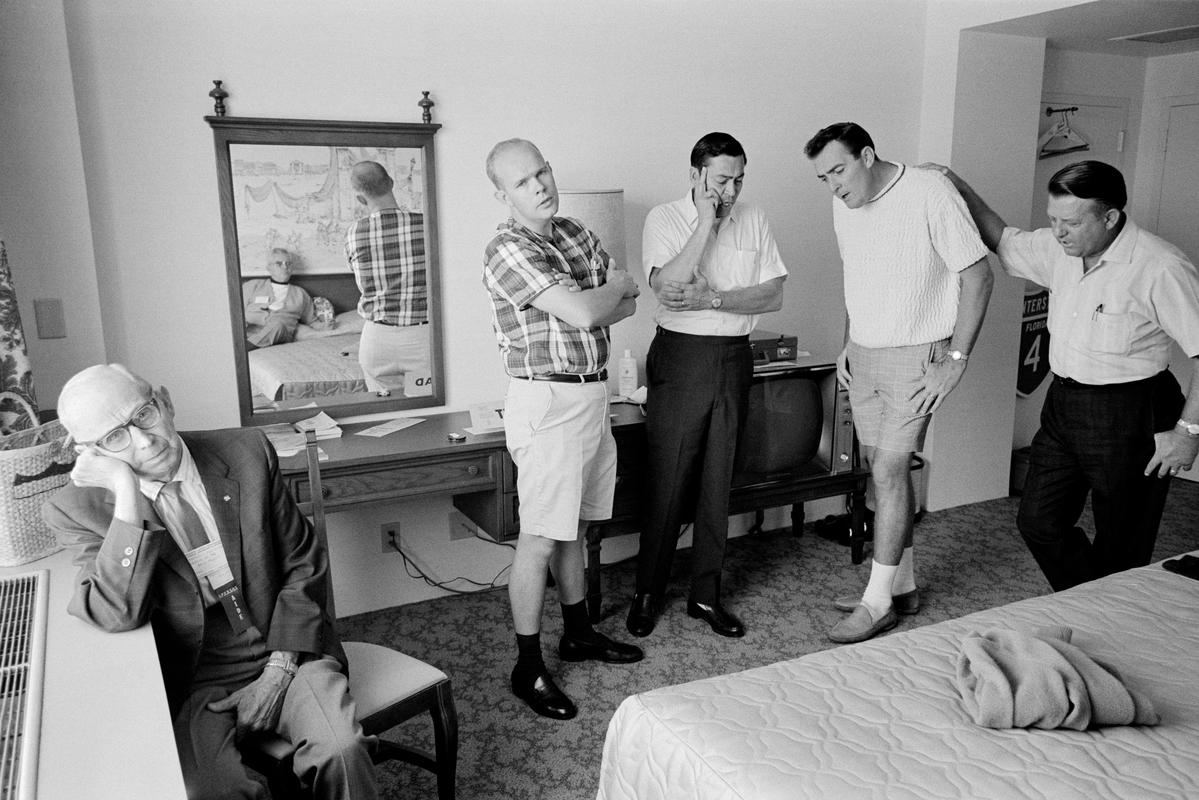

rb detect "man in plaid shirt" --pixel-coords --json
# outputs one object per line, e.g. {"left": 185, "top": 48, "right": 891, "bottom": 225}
{"left": 345, "top": 160, "right": 431, "bottom": 395}
{"left": 483, "top": 138, "right": 642, "bottom": 720}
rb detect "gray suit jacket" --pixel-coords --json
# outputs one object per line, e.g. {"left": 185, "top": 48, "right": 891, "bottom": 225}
{"left": 43, "top": 427, "right": 346, "bottom": 714}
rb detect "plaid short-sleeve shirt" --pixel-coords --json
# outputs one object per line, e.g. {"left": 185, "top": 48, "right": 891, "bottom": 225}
{"left": 345, "top": 208, "right": 428, "bottom": 325}
{"left": 483, "top": 217, "right": 613, "bottom": 377}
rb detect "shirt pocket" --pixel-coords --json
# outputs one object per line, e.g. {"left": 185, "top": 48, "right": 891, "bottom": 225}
{"left": 707, "top": 246, "right": 760, "bottom": 292}
{"left": 1089, "top": 308, "right": 1132, "bottom": 356}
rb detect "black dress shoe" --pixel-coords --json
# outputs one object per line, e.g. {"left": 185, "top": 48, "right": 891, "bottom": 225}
{"left": 626, "top": 593, "right": 658, "bottom": 638}
{"left": 559, "top": 633, "right": 644, "bottom": 664}
{"left": 686, "top": 600, "right": 745, "bottom": 638}
{"left": 511, "top": 667, "right": 577, "bottom": 720}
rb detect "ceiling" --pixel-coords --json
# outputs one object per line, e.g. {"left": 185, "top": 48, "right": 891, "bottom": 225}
{"left": 973, "top": 0, "right": 1199, "bottom": 56}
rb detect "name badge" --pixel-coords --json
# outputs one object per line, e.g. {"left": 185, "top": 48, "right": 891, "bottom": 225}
{"left": 184, "top": 541, "right": 251, "bottom": 634}
{"left": 212, "top": 580, "right": 252, "bottom": 635}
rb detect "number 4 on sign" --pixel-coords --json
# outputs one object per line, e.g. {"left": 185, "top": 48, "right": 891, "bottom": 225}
{"left": 1024, "top": 335, "right": 1041, "bottom": 372}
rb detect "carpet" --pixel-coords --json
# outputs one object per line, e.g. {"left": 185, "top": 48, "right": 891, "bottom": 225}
{"left": 338, "top": 481, "right": 1199, "bottom": 800}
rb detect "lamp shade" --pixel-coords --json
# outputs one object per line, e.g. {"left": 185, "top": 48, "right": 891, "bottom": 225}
{"left": 557, "top": 189, "right": 626, "bottom": 271}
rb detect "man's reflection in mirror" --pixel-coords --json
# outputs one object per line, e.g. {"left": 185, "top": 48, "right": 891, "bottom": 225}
{"left": 243, "top": 248, "right": 331, "bottom": 350}
{"left": 345, "top": 161, "right": 432, "bottom": 396}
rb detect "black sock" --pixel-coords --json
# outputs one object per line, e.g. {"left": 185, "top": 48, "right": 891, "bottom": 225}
{"left": 514, "top": 633, "right": 545, "bottom": 677}
{"left": 561, "top": 600, "right": 600, "bottom": 643}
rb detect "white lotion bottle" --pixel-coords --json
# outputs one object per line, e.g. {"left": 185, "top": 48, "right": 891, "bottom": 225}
{"left": 617, "top": 349, "right": 637, "bottom": 399}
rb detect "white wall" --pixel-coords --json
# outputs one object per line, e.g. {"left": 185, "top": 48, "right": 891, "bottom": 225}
{"left": 1132, "top": 51, "right": 1199, "bottom": 223}
{"left": 0, "top": 0, "right": 106, "bottom": 406}
{"left": 1, "top": 0, "right": 1094, "bottom": 614}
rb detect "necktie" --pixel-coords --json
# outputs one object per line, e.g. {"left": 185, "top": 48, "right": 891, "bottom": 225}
{"left": 154, "top": 481, "right": 251, "bottom": 634}
{"left": 156, "top": 481, "right": 209, "bottom": 551}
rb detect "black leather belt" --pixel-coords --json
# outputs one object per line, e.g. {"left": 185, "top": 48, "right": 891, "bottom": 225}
{"left": 374, "top": 320, "right": 429, "bottom": 327}
{"left": 513, "top": 370, "right": 608, "bottom": 383}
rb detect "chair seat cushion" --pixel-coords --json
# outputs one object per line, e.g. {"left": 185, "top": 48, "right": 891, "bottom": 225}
{"left": 344, "top": 641, "right": 448, "bottom": 720}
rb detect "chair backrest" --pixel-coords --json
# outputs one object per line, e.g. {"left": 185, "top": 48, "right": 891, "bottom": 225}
{"left": 302, "top": 429, "right": 335, "bottom": 619}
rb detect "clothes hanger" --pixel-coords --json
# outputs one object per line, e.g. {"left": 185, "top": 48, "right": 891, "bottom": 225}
{"left": 1039, "top": 106, "right": 1090, "bottom": 160}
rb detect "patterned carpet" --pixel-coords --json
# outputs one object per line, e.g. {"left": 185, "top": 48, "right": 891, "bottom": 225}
{"left": 338, "top": 481, "right": 1199, "bottom": 800}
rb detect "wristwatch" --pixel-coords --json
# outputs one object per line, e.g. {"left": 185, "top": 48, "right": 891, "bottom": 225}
{"left": 710, "top": 293, "right": 723, "bottom": 310}
{"left": 947, "top": 349, "right": 969, "bottom": 362}
{"left": 1176, "top": 419, "right": 1199, "bottom": 436}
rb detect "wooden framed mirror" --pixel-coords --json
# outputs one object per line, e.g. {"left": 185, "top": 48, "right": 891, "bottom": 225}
{"left": 207, "top": 115, "right": 443, "bottom": 425}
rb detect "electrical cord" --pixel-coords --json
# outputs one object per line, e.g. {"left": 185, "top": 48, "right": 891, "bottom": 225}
{"left": 388, "top": 532, "right": 514, "bottom": 594}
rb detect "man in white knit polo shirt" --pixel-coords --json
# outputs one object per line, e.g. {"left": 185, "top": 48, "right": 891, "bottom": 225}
{"left": 804, "top": 122, "right": 994, "bottom": 643}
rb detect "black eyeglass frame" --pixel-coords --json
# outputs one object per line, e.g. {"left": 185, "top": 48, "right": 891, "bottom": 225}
{"left": 79, "top": 397, "right": 163, "bottom": 453}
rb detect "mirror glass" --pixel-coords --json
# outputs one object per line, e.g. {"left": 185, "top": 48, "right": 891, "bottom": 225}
{"left": 208, "top": 117, "right": 443, "bottom": 425}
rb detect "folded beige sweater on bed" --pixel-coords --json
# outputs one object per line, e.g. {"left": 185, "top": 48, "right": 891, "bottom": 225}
{"left": 955, "top": 626, "right": 1159, "bottom": 730}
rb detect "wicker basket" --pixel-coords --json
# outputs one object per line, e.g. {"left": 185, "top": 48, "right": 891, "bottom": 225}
{"left": 0, "top": 418, "right": 74, "bottom": 566}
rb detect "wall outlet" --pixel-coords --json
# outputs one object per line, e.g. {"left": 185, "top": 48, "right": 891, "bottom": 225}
{"left": 381, "top": 522, "right": 401, "bottom": 554}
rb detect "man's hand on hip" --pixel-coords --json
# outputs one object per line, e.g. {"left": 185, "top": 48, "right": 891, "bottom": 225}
{"left": 909, "top": 357, "right": 966, "bottom": 415}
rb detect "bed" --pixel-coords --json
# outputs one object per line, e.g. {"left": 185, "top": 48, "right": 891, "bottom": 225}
{"left": 247, "top": 324, "right": 366, "bottom": 402}
{"left": 243, "top": 274, "right": 368, "bottom": 405}
{"left": 597, "top": 555, "right": 1199, "bottom": 800}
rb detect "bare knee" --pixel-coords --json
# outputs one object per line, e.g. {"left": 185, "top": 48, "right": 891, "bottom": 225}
{"left": 870, "top": 450, "right": 912, "bottom": 495}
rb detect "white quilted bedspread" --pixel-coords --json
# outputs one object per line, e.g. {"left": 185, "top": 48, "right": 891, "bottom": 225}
{"left": 597, "top": 557, "right": 1199, "bottom": 800}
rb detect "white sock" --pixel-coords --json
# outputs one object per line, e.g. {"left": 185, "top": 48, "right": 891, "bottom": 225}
{"left": 861, "top": 561, "right": 899, "bottom": 620}
{"left": 893, "top": 547, "right": 917, "bottom": 595}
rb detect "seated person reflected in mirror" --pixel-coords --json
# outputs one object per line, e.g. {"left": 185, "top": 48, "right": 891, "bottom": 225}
{"left": 243, "top": 248, "right": 332, "bottom": 349}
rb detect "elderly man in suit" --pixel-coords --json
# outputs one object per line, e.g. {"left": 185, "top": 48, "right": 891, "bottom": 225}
{"left": 43, "top": 364, "right": 377, "bottom": 800}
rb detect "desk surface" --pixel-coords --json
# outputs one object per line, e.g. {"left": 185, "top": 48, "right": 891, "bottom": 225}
{"left": 2, "top": 550, "right": 186, "bottom": 800}
{"left": 274, "top": 403, "right": 646, "bottom": 474}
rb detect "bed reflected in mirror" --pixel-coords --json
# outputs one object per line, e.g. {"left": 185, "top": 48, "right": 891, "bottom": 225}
{"left": 208, "top": 116, "right": 444, "bottom": 426}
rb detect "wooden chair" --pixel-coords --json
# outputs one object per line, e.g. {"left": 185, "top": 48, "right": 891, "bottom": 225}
{"left": 241, "top": 431, "right": 458, "bottom": 799}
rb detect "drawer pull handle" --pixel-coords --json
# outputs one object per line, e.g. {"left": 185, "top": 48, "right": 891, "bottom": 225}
{"left": 466, "top": 465, "right": 480, "bottom": 476}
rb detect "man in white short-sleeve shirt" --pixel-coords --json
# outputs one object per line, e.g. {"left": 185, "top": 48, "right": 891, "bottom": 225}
{"left": 939, "top": 160, "right": 1199, "bottom": 591}
{"left": 805, "top": 122, "right": 993, "bottom": 644}
{"left": 626, "top": 132, "right": 787, "bottom": 641}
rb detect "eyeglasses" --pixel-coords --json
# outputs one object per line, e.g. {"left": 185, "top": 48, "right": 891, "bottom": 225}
{"left": 85, "top": 398, "right": 162, "bottom": 453}
{"left": 271, "top": 259, "right": 292, "bottom": 267}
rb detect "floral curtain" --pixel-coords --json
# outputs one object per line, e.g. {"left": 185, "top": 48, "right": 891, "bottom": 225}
{"left": 0, "top": 240, "right": 38, "bottom": 434}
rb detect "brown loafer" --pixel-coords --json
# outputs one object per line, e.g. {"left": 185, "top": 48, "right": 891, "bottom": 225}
{"left": 828, "top": 604, "right": 898, "bottom": 644}
{"left": 832, "top": 588, "right": 920, "bottom": 615}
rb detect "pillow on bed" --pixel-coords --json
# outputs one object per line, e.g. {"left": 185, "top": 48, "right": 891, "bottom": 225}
{"left": 294, "top": 310, "right": 365, "bottom": 341}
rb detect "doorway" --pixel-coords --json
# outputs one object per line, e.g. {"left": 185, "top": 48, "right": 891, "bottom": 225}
{"left": 1155, "top": 96, "right": 1199, "bottom": 482}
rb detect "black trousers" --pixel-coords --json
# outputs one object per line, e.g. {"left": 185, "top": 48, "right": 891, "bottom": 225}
{"left": 636, "top": 328, "right": 752, "bottom": 604}
{"left": 1017, "top": 370, "right": 1183, "bottom": 591}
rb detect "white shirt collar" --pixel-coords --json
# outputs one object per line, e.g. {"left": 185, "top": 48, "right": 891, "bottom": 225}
{"left": 139, "top": 437, "right": 196, "bottom": 501}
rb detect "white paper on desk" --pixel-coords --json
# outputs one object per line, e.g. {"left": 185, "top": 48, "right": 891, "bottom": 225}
{"left": 294, "top": 411, "right": 340, "bottom": 432}
{"left": 463, "top": 426, "right": 505, "bottom": 436}
{"left": 357, "top": 417, "right": 425, "bottom": 437}
{"left": 263, "top": 424, "right": 307, "bottom": 457}
{"left": 468, "top": 401, "right": 506, "bottom": 433}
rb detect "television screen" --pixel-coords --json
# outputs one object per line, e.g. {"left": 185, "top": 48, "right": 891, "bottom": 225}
{"left": 735, "top": 372, "right": 824, "bottom": 477}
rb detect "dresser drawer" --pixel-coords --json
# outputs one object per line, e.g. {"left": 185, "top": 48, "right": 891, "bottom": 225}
{"left": 294, "top": 452, "right": 499, "bottom": 508}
